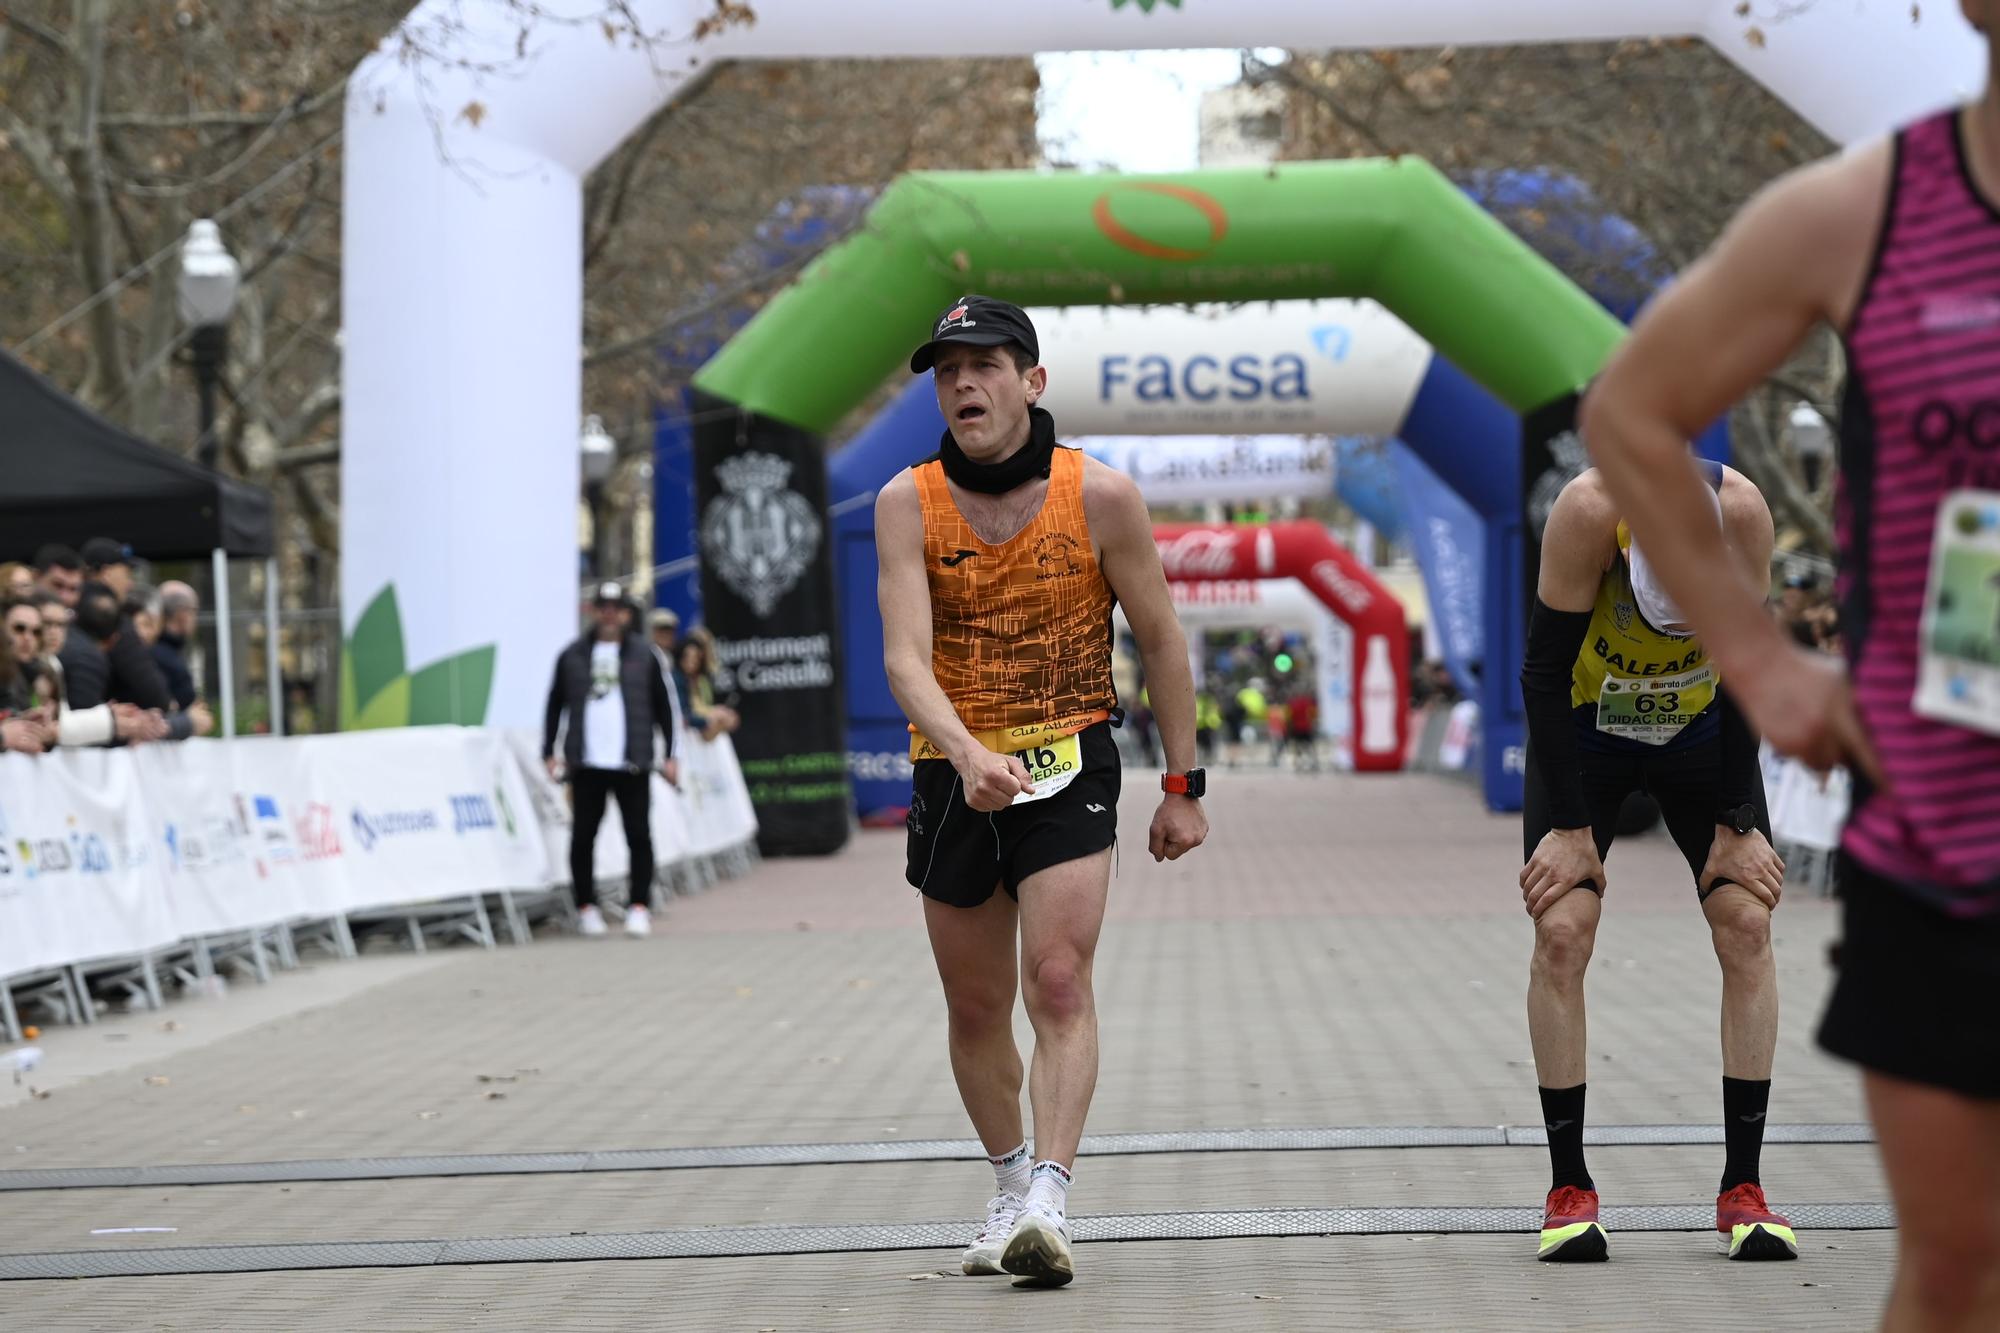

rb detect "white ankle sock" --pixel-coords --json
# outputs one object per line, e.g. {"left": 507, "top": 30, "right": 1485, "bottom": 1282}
{"left": 1025, "top": 1160, "right": 1071, "bottom": 1215}
{"left": 990, "top": 1142, "right": 1031, "bottom": 1199}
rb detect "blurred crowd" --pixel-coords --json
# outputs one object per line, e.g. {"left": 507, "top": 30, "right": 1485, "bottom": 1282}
{"left": 0, "top": 540, "right": 212, "bottom": 756}
{"left": 1777, "top": 569, "right": 1841, "bottom": 656}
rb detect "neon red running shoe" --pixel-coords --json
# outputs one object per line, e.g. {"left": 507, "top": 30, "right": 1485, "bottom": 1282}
{"left": 1537, "top": 1185, "right": 1608, "bottom": 1262}
{"left": 1716, "top": 1183, "right": 1798, "bottom": 1260}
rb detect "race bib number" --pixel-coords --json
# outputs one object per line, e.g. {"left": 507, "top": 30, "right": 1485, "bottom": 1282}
{"left": 1915, "top": 489, "right": 2000, "bottom": 738}
{"left": 1008, "top": 732, "right": 1083, "bottom": 806}
{"left": 1595, "top": 662, "right": 1718, "bottom": 745}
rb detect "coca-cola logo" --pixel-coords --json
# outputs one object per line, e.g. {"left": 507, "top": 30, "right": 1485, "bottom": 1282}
{"left": 1310, "top": 559, "right": 1376, "bottom": 616}
{"left": 1155, "top": 530, "right": 1242, "bottom": 579}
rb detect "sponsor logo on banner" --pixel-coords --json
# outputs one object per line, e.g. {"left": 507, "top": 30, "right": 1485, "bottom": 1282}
{"left": 350, "top": 806, "right": 440, "bottom": 853}
{"left": 1156, "top": 530, "right": 1241, "bottom": 579}
{"left": 450, "top": 793, "right": 498, "bottom": 836}
{"left": 251, "top": 795, "right": 297, "bottom": 868}
{"left": 1091, "top": 182, "right": 1228, "bottom": 262}
{"left": 1310, "top": 559, "right": 1377, "bottom": 617}
{"left": 293, "top": 802, "right": 343, "bottom": 861}
{"left": 700, "top": 452, "right": 824, "bottom": 618}
{"left": 712, "top": 633, "right": 834, "bottom": 694}
{"left": 848, "top": 749, "right": 916, "bottom": 783}
{"left": 1099, "top": 354, "right": 1309, "bottom": 406}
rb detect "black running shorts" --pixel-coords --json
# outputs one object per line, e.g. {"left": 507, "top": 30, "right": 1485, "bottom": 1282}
{"left": 906, "top": 722, "right": 1121, "bottom": 909}
{"left": 1522, "top": 737, "right": 1770, "bottom": 899}
{"left": 1817, "top": 856, "right": 2000, "bottom": 1098}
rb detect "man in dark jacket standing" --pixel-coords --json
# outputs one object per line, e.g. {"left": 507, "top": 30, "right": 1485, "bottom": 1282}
{"left": 542, "top": 582, "right": 678, "bottom": 938}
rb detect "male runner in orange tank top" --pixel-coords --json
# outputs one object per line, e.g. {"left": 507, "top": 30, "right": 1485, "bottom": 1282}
{"left": 876, "top": 295, "right": 1208, "bottom": 1288}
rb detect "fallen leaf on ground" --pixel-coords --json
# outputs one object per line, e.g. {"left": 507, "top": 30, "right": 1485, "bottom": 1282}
{"left": 159, "top": 1021, "right": 181, "bottom": 1033}
{"left": 476, "top": 1074, "right": 518, "bottom": 1084}
{"left": 1253, "top": 1293, "right": 1284, "bottom": 1301}
{"left": 236, "top": 1105, "right": 258, "bottom": 1115}
{"left": 483, "top": 1091, "right": 507, "bottom": 1101}
{"left": 734, "top": 986, "right": 754, "bottom": 998}
{"left": 143, "top": 1076, "right": 170, "bottom": 1087}
{"left": 29, "top": 1088, "right": 50, "bottom": 1101}
{"left": 416, "top": 1110, "right": 441, "bottom": 1120}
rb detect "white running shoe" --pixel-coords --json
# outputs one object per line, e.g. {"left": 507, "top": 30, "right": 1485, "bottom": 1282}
{"left": 577, "top": 905, "right": 608, "bottom": 937}
{"left": 1000, "top": 1200, "right": 1074, "bottom": 1287}
{"left": 960, "top": 1194, "right": 1024, "bottom": 1276}
{"left": 624, "top": 905, "right": 652, "bottom": 938}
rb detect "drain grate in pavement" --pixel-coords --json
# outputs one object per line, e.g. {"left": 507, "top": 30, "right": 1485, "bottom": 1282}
{"left": 0, "top": 1123, "right": 1876, "bottom": 1193}
{"left": 0, "top": 1202, "right": 1896, "bottom": 1280}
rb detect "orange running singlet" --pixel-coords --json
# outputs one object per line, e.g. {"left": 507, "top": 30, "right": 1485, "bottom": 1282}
{"left": 911, "top": 446, "right": 1116, "bottom": 755}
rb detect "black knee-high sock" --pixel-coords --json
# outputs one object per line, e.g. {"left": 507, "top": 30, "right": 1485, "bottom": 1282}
{"left": 1721, "top": 1077, "right": 1772, "bottom": 1193}
{"left": 1539, "top": 1084, "right": 1593, "bottom": 1192}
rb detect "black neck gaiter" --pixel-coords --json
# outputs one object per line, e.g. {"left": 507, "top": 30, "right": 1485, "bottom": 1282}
{"left": 939, "top": 406, "right": 1057, "bottom": 495}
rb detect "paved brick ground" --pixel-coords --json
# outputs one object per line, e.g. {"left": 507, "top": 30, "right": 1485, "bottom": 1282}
{"left": 0, "top": 770, "right": 1888, "bottom": 1330}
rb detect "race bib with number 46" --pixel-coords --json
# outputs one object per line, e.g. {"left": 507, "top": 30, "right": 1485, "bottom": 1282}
{"left": 1008, "top": 732, "right": 1082, "bottom": 806}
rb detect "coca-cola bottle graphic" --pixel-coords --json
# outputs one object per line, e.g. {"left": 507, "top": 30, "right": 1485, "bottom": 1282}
{"left": 1360, "top": 635, "right": 1398, "bottom": 755}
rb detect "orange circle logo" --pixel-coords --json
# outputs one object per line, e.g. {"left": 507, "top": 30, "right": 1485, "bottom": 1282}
{"left": 1091, "top": 183, "right": 1230, "bottom": 262}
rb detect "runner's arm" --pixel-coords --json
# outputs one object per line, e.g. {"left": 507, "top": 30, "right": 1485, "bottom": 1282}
{"left": 1716, "top": 474, "right": 1777, "bottom": 813}
{"left": 1089, "top": 466, "right": 1197, "bottom": 775}
{"left": 1580, "top": 152, "right": 1881, "bottom": 684}
{"left": 876, "top": 472, "right": 981, "bottom": 767}
{"left": 1521, "top": 477, "right": 1618, "bottom": 828}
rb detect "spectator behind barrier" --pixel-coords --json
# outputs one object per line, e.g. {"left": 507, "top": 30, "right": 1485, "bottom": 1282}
{"left": 124, "top": 582, "right": 162, "bottom": 647}
{"left": 673, "top": 634, "right": 739, "bottom": 741}
{"left": 0, "top": 563, "right": 34, "bottom": 599}
{"left": 153, "top": 581, "right": 200, "bottom": 710}
{"left": 33, "top": 543, "right": 83, "bottom": 608}
{"left": 80, "top": 537, "right": 136, "bottom": 600}
{"left": 0, "top": 597, "right": 57, "bottom": 755}
{"left": 61, "top": 582, "right": 199, "bottom": 743}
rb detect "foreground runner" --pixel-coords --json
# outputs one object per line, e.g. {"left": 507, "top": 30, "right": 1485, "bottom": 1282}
{"left": 877, "top": 296, "right": 1208, "bottom": 1287}
{"left": 1522, "top": 464, "right": 1793, "bottom": 1263}
{"left": 1582, "top": 57, "right": 2000, "bottom": 1326}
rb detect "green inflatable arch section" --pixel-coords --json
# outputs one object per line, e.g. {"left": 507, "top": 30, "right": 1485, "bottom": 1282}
{"left": 693, "top": 157, "right": 1626, "bottom": 429}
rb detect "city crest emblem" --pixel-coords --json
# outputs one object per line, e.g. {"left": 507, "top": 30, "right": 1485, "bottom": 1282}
{"left": 1613, "top": 600, "right": 1634, "bottom": 633}
{"left": 701, "top": 451, "right": 823, "bottom": 618}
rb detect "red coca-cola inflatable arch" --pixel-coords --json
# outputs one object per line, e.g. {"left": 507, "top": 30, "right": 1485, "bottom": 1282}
{"left": 1155, "top": 523, "right": 1409, "bottom": 772}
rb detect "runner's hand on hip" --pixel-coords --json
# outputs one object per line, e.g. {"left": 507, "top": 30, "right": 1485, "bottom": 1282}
{"left": 1149, "top": 795, "right": 1207, "bottom": 862}
{"left": 960, "top": 747, "right": 1032, "bottom": 812}
{"left": 1521, "top": 826, "right": 1606, "bottom": 918}
{"left": 1701, "top": 827, "right": 1785, "bottom": 908}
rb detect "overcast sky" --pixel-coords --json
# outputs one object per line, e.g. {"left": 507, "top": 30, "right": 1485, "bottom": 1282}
{"left": 1035, "top": 49, "right": 1273, "bottom": 172}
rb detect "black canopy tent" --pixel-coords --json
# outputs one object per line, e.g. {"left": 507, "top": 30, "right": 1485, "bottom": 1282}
{"left": 0, "top": 346, "right": 282, "bottom": 736}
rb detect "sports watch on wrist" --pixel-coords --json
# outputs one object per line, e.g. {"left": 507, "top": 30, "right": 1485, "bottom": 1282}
{"left": 1161, "top": 769, "right": 1207, "bottom": 799}
{"left": 1718, "top": 803, "right": 1757, "bottom": 836}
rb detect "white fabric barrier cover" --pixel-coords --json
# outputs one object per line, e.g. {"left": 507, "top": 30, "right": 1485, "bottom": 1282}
{"left": 1, "top": 727, "right": 757, "bottom": 980}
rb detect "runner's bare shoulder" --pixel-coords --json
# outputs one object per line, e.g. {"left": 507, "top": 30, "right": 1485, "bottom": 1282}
{"left": 1723, "top": 138, "right": 1894, "bottom": 331}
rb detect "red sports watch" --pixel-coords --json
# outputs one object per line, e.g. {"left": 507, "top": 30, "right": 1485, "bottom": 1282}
{"left": 1160, "top": 769, "right": 1207, "bottom": 799}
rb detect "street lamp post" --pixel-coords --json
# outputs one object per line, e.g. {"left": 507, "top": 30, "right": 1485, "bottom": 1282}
{"left": 1788, "top": 403, "right": 1834, "bottom": 495}
{"left": 177, "top": 219, "right": 241, "bottom": 470}
{"left": 580, "top": 414, "right": 616, "bottom": 581}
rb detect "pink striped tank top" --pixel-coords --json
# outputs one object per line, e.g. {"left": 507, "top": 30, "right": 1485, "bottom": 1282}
{"left": 1841, "top": 108, "right": 2000, "bottom": 915}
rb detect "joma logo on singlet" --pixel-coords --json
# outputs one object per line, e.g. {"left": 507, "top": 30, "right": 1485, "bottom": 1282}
{"left": 1592, "top": 639, "right": 1702, "bottom": 675}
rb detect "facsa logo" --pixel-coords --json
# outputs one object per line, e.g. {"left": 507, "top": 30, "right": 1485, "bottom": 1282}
{"left": 1099, "top": 353, "right": 1310, "bottom": 405}
{"left": 350, "top": 806, "right": 440, "bottom": 853}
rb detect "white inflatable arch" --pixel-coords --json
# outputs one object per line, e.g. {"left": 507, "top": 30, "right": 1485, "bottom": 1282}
{"left": 342, "top": 0, "right": 1981, "bottom": 729}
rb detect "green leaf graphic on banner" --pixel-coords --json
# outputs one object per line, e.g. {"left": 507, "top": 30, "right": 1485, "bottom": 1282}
{"left": 349, "top": 675, "right": 412, "bottom": 730}
{"left": 1110, "top": 0, "right": 1181, "bottom": 10}
{"left": 409, "top": 646, "right": 497, "bottom": 727}
{"left": 339, "top": 583, "right": 498, "bottom": 729}
{"left": 345, "top": 585, "right": 406, "bottom": 715}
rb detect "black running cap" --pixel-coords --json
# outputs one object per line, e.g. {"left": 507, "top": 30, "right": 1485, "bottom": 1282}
{"left": 910, "top": 295, "right": 1039, "bottom": 374}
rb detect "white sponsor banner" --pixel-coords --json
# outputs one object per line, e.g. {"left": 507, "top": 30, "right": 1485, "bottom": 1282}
{"left": 2, "top": 727, "right": 756, "bottom": 981}
{"left": 1080, "top": 435, "right": 1335, "bottom": 504}
{"left": 1036, "top": 301, "right": 1430, "bottom": 438}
